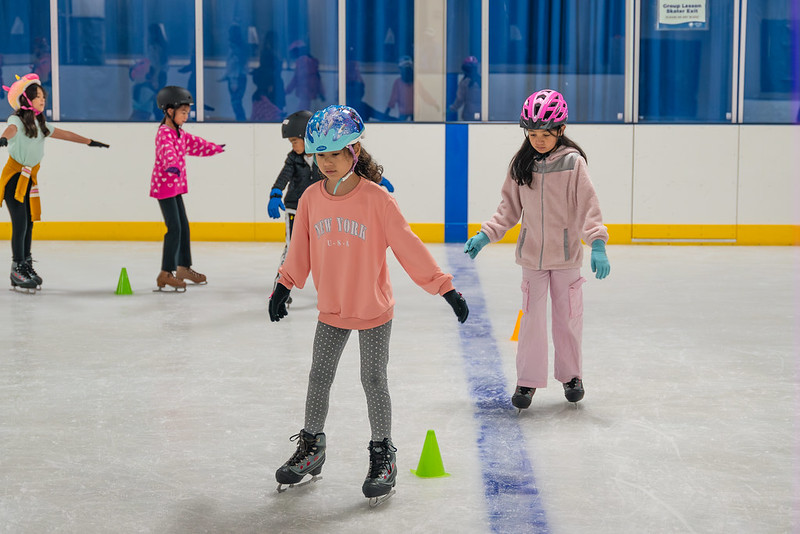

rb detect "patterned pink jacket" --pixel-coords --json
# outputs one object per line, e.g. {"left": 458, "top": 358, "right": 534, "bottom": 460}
{"left": 150, "top": 124, "right": 224, "bottom": 199}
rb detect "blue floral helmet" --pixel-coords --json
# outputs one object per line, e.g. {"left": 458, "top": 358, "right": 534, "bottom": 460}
{"left": 305, "top": 105, "right": 365, "bottom": 154}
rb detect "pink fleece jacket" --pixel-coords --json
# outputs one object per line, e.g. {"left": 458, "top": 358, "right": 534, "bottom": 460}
{"left": 481, "top": 145, "right": 608, "bottom": 271}
{"left": 150, "top": 124, "right": 224, "bottom": 199}
{"left": 278, "top": 179, "right": 455, "bottom": 330}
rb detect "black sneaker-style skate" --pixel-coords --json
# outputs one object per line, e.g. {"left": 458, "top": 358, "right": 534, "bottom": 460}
{"left": 25, "top": 257, "right": 42, "bottom": 288}
{"left": 563, "top": 377, "right": 585, "bottom": 403}
{"left": 511, "top": 386, "right": 535, "bottom": 412}
{"left": 275, "top": 430, "right": 326, "bottom": 492}
{"left": 362, "top": 438, "right": 397, "bottom": 507}
{"left": 10, "top": 262, "right": 37, "bottom": 292}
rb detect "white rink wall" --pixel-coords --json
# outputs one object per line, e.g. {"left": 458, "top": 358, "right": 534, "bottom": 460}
{"left": 27, "top": 122, "right": 800, "bottom": 229}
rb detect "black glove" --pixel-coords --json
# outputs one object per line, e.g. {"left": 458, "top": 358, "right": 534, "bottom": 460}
{"left": 443, "top": 289, "right": 469, "bottom": 323}
{"left": 88, "top": 139, "right": 109, "bottom": 148}
{"left": 0, "top": 137, "right": 7, "bottom": 148}
{"left": 269, "top": 283, "right": 291, "bottom": 322}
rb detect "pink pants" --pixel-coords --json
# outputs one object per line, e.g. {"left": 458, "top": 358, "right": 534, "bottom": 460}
{"left": 516, "top": 267, "right": 586, "bottom": 388}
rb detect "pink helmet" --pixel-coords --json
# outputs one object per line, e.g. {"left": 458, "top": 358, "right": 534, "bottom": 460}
{"left": 519, "top": 89, "right": 568, "bottom": 130}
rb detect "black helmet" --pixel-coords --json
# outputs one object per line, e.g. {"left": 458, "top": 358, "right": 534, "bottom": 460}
{"left": 281, "top": 110, "right": 313, "bottom": 139}
{"left": 157, "top": 86, "right": 194, "bottom": 111}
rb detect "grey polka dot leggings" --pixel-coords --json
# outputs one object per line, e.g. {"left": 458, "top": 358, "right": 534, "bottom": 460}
{"left": 304, "top": 320, "right": 392, "bottom": 441}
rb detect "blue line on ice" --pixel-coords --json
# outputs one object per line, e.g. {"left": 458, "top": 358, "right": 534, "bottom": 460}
{"left": 447, "top": 245, "right": 549, "bottom": 533}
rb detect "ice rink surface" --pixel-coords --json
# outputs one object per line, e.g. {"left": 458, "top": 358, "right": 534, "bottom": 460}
{"left": 0, "top": 241, "right": 797, "bottom": 533}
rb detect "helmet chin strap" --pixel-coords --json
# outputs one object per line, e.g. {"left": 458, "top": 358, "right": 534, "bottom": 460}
{"left": 326, "top": 144, "right": 360, "bottom": 195}
{"left": 332, "top": 170, "right": 354, "bottom": 195}
{"left": 20, "top": 93, "right": 42, "bottom": 116}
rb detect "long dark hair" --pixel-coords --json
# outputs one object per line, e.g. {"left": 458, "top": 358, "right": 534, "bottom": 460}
{"left": 354, "top": 145, "right": 383, "bottom": 183}
{"left": 509, "top": 129, "right": 587, "bottom": 188}
{"left": 16, "top": 84, "right": 50, "bottom": 139}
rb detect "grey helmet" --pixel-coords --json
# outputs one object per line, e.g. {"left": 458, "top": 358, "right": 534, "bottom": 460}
{"left": 157, "top": 86, "right": 194, "bottom": 111}
{"left": 281, "top": 110, "right": 313, "bottom": 139}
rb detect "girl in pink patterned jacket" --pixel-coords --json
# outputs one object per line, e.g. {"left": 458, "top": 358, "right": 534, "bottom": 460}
{"left": 151, "top": 86, "right": 224, "bottom": 291}
{"left": 464, "top": 89, "right": 611, "bottom": 411}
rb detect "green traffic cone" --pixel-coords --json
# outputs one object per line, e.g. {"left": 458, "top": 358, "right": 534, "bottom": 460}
{"left": 410, "top": 429, "right": 450, "bottom": 478}
{"left": 115, "top": 267, "right": 133, "bottom": 295}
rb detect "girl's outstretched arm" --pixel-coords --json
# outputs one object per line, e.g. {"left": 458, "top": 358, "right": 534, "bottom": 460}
{"left": 50, "top": 128, "right": 109, "bottom": 147}
{"left": 50, "top": 128, "right": 108, "bottom": 148}
{"left": 50, "top": 127, "right": 90, "bottom": 144}
{"left": 1, "top": 124, "right": 18, "bottom": 142}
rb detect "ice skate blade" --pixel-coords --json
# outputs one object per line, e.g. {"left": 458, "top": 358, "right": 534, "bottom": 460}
{"left": 10, "top": 285, "right": 38, "bottom": 294}
{"left": 153, "top": 286, "right": 187, "bottom": 293}
{"left": 368, "top": 489, "right": 396, "bottom": 508}
{"left": 276, "top": 474, "right": 322, "bottom": 493}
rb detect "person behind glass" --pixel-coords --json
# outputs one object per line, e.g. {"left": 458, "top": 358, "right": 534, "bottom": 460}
{"left": 251, "top": 30, "right": 285, "bottom": 120}
{"left": 222, "top": 24, "right": 248, "bottom": 122}
{"left": 448, "top": 55, "right": 481, "bottom": 121}
{"left": 0, "top": 74, "right": 109, "bottom": 291}
{"left": 285, "top": 41, "right": 325, "bottom": 111}
{"left": 268, "top": 105, "right": 469, "bottom": 504}
{"left": 147, "top": 23, "right": 169, "bottom": 116}
{"left": 267, "top": 110, "right": 321, "bottom": 299}
{"left": 464, "top": 89, "right": 611, "bottom": 411}
{"left": 344, "top": 58, "right": 391, "bottom": 123}
{"left": 385, "top": 55, "right": 414, "bottom": 121}
{"left": 151, "top": 86, "right": 225, "bottom": 291}
{"left": 129, "top": 58, "right": 155, "bottom": 121}
{"left": 31, "top": 37, "right": 52, "bottom": 101}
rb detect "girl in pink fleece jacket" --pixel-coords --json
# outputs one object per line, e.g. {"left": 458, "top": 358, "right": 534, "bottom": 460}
{"left": 464, "top": 89, "right": 611, "bottom": 411}
{"left": 268, "top": 105, "right": 469, "bottom": 505}
{"left": 151, "top": 86, "right": 224, "bottom": 291}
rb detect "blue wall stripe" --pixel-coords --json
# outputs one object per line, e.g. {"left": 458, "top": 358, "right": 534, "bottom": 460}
{"left": 446, "top": 246, "right": 549, "bottom": 533}
{"left": 445, "top": 124, "right": 469, "bottom": 243}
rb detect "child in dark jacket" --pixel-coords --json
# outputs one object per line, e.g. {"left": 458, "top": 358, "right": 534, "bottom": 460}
{"left": 268, "top": 110, "right": 323, "bottom": 298}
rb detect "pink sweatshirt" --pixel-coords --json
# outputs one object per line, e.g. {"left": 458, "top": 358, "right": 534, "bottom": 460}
{"left": 150, "top": 124, "right": 224, "bottom": 199}
{"left": 481, "top": 145, "right": 608, "bottom": 271}
{"left": 278, "top": 179, "right": 455, "bottom": 330}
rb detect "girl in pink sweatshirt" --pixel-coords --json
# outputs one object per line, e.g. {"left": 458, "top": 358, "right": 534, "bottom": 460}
{"left": 151, "top": 86, "right": 224, "bottom": 291}
{"left": 464, "top": 89, "right": 611, "bottom": 411}
{"left": 268, "top": 105, "right": 468, "bottom": 505}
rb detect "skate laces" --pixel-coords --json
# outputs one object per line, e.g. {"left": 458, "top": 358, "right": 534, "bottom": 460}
{"left": 18, "top": 262, "right": 34, "bottom": 277}
{"left": 179, "top": 266, "right": 203, "bottom": 279}
{"left": 25, "top": 259, "right": 38, "bottom": 277}
{"left": 287, "top": 432, "right": 318, "bottom": 466}
{"left": 367, "top": 439, "right": 396, "bottom": 478}
{"left": 516, "top": 386, "right": 534, "bottom": 397}
{"left": 565, "top": 378, "right": 582, "bottom": 390}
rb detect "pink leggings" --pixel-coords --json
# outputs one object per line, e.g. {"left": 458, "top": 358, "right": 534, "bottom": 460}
{"left": 516, "top": 267, "right": 586, "bottom": 388}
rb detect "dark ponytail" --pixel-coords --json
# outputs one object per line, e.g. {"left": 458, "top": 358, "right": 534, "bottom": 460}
{"left": 509, "top": 129, "right": 587, "bottom": 188}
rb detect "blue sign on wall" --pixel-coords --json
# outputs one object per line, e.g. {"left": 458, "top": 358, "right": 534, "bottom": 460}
{"left": 657, "top": 1, "right": 708, "bottom": 30}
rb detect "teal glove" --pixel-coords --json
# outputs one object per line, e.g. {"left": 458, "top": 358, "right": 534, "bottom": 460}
{"left": 590, "top": 240, "right": 610, "bottom": 279}
{"left": 268, "top": 188, "right": 285, "bottom": 219}
{"left": 464, "top": 231, "right": 490, "bottom": 259}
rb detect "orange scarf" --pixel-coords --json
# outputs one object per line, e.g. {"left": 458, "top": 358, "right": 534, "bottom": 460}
{"left": 1, "top": 157, "right": 41, "bottom": 221}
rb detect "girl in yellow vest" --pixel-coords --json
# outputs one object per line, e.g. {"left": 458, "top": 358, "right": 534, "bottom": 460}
{"left": 0, "top": 73, "right": 109, "bottom": 290}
